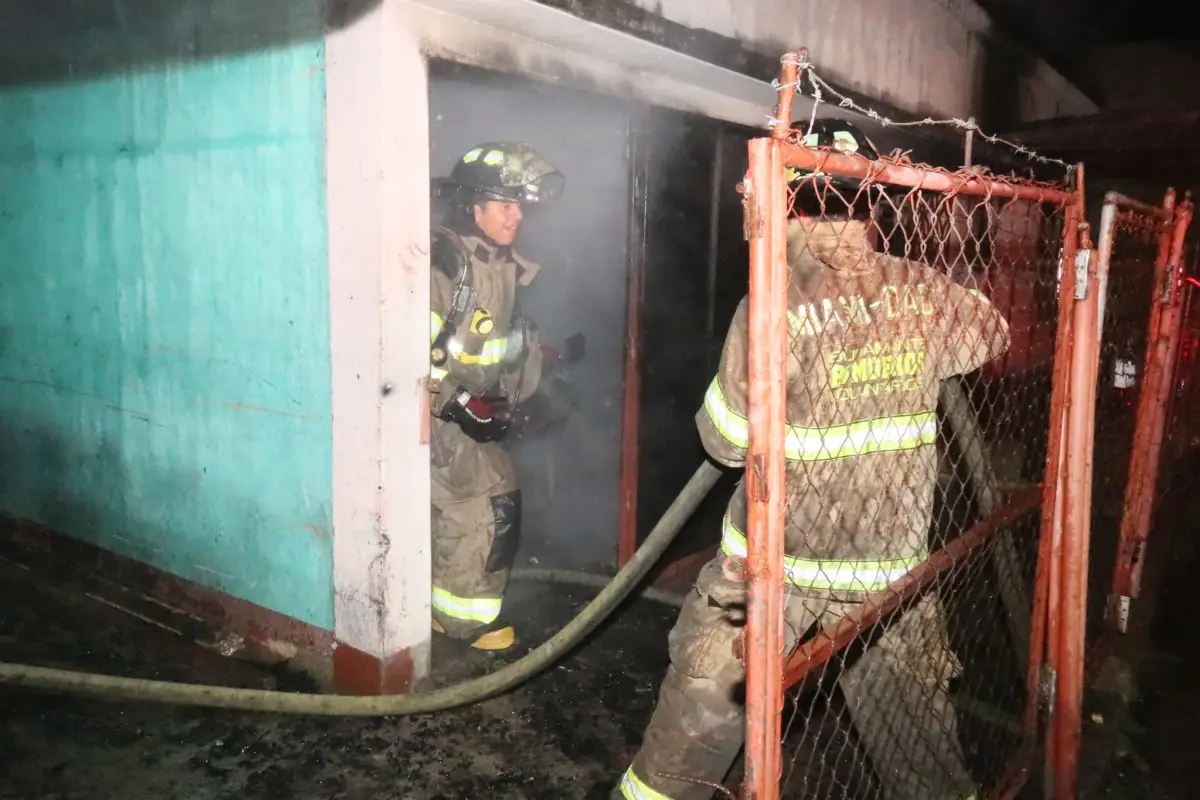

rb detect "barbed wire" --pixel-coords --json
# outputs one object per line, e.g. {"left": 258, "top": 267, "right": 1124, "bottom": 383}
{"left": 771, "top": 54, "right": 1078, "bottom": 173}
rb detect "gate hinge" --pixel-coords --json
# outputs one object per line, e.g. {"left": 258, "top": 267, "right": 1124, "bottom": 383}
{"left": 1116, "top": 595, "right": 1131, "bottom": 633}
{"left": 1074, "top": 249, "right": 1092, "bottom": 300}
{"left": 1040, "top": 664, "right": 1058, "bottom": 716}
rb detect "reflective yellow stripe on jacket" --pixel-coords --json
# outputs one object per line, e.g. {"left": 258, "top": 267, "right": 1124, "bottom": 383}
{"left": 428, "top": 311, "right": 510, "bottom": 380}
{"left": 703, "top": 377, "right": 937, "bottom": 461}
{"left": 447, "top": 336, "right": 508, "bottom": 366}
{"left": 721, "top": 515, "right": 924, "bottom": 592}
{"left": 619, "top": 767, "right": 675, "bottom": 800}
{"left": 431, "top": 585, "right": 502, "bottom": 624}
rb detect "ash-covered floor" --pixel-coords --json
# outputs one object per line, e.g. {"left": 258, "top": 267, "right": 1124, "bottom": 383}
{"left": 0, "top": 556, "right": 679, "bottom": 800}
{"left": 5, "top": 497, "right": 1200, "bottom": 800}
{"left": 1080, "top": 488, "right": 1200, "bottom": 800}
{"left": 1072, "top": 450, "right": 1200, "bottom": 800}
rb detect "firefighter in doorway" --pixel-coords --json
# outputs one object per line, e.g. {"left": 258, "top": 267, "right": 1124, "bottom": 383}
{"left": 614, "top": 123, "right": 1010, "bottom": 800}
{"left": 427, "top": 142, "right": 564, "bottom": 651}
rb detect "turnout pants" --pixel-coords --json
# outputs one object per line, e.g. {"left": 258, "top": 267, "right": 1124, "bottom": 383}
{"left": 616, "top": 559, "right": 976, "bottom": 800}
{"left": 429, "top": 418, "right": 521, "bottom": 639}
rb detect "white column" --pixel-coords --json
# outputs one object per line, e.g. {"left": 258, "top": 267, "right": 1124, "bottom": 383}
{"left": 326, "top": 0, "right": 432, "bottom": 693}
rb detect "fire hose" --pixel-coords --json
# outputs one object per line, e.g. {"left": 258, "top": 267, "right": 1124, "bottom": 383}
{"left": 0, "top": 461, "right": 723, "bottom": 716}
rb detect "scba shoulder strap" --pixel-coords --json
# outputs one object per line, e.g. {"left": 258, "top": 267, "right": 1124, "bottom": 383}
{"left": 430, "top": 228, "right": 476, "bottom": 367}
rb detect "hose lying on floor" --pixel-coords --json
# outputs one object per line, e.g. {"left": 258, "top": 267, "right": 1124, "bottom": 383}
{"left": 0, "top": 460, "right": 722, "bottom": 716}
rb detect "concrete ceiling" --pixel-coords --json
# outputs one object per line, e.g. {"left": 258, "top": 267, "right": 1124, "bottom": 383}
{"left": 0, "top": 0, "right": 1064, "bottom": 180}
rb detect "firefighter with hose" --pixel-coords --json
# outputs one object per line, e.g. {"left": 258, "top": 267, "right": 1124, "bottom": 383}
{"left": 614, "top": 120, "right": 1011, "bottom": 800}
{"left": 427, "top": 141, "right": 571, "bottom": 652}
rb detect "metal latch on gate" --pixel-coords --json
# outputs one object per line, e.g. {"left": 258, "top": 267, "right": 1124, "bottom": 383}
{"left": 1074, "top": 249, "right": 1092, "bottom": 300}
{"left": 1040, "top": 664, "right": 1057, "bottom": 716}
{"left": 1116, "top": 595, "right": 1132, "bottom": 634}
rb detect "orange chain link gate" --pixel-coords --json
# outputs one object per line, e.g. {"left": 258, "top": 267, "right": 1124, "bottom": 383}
{"left": 735, "top": 52, "right": 1103, "bottom": 800}
{"left": 1100, "top": 191, "right": 1193, "bottom": 632}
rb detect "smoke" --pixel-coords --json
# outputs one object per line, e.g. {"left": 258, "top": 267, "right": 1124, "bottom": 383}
{"left": 429, "top": 62, "right": 647, "bottom": 571}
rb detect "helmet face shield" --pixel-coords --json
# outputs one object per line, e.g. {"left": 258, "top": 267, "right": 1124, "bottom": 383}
{"left": 518, "top": 170, "right": 564, "bottom": 203}
{"left": 478, "top": 169, "right": 564, "bottom": 205}
{"left": 438, "top": 142, "right": 565, "bottom": 206}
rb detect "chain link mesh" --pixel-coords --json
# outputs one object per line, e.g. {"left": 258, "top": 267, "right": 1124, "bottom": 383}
{"left": 1094, "top": 216, "right": 1160, "bottom": 520}
{"left": 1096, "top": 198, "right": 1193, "bottom": 644}
{"left": 739, "top": 139, "right": 1072, "bottom": 798}
{"left": 1085, "top": 210, "right": 1164, "bottom": 645}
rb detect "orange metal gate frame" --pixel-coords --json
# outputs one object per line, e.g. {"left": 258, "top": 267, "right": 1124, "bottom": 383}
{"left": 739, "top": 50, "right": 1104, "bottom": 800}
{"left": 1050, "top": 201, "right": 1099, "bottom": 800}
{"left": 1106, "top": 191, "right": 1194, "bottom": 631}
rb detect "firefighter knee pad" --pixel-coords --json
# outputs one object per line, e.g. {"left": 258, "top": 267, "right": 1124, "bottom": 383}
{"left": 485, "top": 490, "right": 522, "bottom": 573}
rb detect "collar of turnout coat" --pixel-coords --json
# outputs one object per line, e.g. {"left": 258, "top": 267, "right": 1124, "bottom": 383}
{"left": 787, "top": 219, "right": 878, "bottom": 276}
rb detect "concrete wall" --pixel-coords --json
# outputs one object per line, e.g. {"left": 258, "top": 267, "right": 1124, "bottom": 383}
{"left": 0, "top": 43, "right": 334, "bottom": 629}
{"left": 630, "top": 0, "right": 1096, "bottom": 124}
{"left": 326, "top": 1, "right": 432, "bottom": 689}
{"left": 0, "top": 1, "right": 436, "bottom": 688}
{"left": 1016, "top": 58, "right": 1099, "bottom": 122}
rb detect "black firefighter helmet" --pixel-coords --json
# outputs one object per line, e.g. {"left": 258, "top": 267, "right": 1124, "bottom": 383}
{"left": 434, "top": 141, "right": 565, "bottom": 207}
{"left": 786, "top": 118, "right": 884, "bottom": 219}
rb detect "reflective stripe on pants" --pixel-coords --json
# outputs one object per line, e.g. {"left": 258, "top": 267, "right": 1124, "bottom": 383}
{"left": 619, "top": 766, "right": 676, "bottom": 800}
{"left": 431, "top": 585, "right": 502, "bottom": 624}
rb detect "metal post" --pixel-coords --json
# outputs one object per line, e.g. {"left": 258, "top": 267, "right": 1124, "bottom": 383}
{"left": 741, "top": 53, "right": 803, "bottom": 800}
{"left": 1037, "top": 191, "right": 1082, "bottom": 796}
{"left": 964, "top": 116, "right": 976, "bottom": 169}
{"left": 742, "top": 135, "right": 787, "bottom": 800}
{"left": 617, "top": 117, "right": 648, "bottom": 568}
{"left": 1054, "top": 211, "right": 1103, "bottom": 800}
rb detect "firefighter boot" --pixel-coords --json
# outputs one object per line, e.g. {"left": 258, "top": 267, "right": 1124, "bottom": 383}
{"left": 432, "top": 617, "right": 517, "bottom": 651}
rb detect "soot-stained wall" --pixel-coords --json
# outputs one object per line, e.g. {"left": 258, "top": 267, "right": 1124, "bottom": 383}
{"left": 635, "top": 112, "right": 754, "bottom": 563}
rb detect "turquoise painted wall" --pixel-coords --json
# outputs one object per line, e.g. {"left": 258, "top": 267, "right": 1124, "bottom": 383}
{"left": 0, "top": 43, "right": 334, "bottom": 630}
